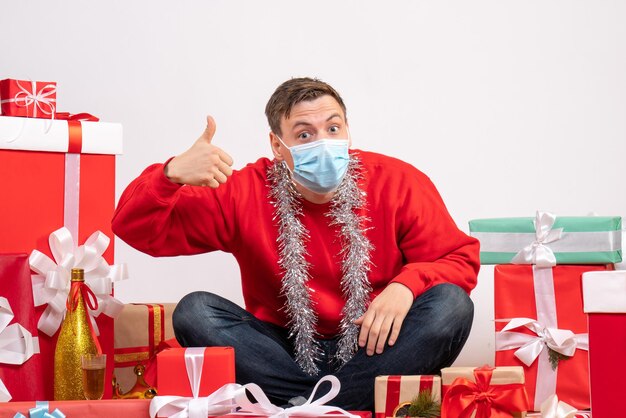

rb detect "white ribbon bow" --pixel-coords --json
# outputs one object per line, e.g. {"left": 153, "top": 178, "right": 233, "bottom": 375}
{"left": 0, "top": 297, "right": 40, "bottom": 402}
{"left": 0, "top": 80, "right": 57, "bottom": 118}
{"left": 512, "top": 211, "right": 564, "bottom": 267}
{"left": 236, "top": 375, "right": 358, "bottom": 418}
{"left": 149, "top": 347, "right": 240, "bottom": 418}
{"left": 539, "top": 394, "right": 587, "bottom": 418}
{"left": 149, "top": 348, "right": 358, "bottom": 418}
{"left": 495, "top": 317, "right": 588, "bottom": 367}
{"left": 29, "top": 227, "right": 128, "bottom": 337}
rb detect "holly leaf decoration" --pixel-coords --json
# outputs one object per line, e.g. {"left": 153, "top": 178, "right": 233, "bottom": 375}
{"left": 548, "top": 347, "right": 572, "bottom": 370}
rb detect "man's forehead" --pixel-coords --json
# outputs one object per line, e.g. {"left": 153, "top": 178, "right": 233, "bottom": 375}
{"left": 282, "top": 96, "right": 345, "bottom": 126}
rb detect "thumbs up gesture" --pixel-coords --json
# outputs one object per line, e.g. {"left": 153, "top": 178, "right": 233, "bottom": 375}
{"left": 165, "top": 116, "right": 234, "bottom": 187}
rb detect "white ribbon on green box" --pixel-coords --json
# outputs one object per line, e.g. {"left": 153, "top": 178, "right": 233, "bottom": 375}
{"left": 469, "top": 211, "right": 622, "bottom": 266}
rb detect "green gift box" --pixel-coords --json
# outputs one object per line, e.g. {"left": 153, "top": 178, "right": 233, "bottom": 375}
{"left": 469, "top": 212, "right": 622, "bottom": 265}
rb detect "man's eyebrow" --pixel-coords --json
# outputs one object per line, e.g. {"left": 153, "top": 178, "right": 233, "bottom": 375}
{"left": 290, "top": 113, "right": 344, "bottom": 130}
{"left": 291, "top": 120, "right": 313, "bottom": 130}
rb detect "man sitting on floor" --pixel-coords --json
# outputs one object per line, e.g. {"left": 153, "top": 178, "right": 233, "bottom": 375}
{"left": 112, "top": 77, "right": 480, "bottom": 410}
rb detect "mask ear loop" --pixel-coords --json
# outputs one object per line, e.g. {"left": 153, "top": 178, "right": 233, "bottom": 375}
{"left": 274, "top": 134, "right": 292, "bottom": 151}
{"left": 273, "top": 134, "right": 297, "bottom": 180}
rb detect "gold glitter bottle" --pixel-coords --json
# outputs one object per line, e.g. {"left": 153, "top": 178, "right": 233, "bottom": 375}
{"left": 54, "top": 268, "right": 102, "bottom": 400}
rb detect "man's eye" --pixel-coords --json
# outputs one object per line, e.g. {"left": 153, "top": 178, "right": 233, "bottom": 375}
{"left": 299, "top": 132, "right": 311, "bottom": 140}
{"left": 329, "top": 126, "right": 340, "bottom": 133}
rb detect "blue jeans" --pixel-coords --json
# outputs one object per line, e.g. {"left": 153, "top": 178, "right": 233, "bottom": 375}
{"left": 172, "top": 283, "right": 473, "bottom": 411}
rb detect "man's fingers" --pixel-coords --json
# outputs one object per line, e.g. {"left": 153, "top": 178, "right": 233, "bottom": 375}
{"left": 207, "top": 178, "right": 220, "bottom": 188}
{"left": 212, "top": 169, "right": 228, "bottom": 184}
{"left": 366, "top": 316, "right": 385, "bottom": 355}
{"left": 387, "top": 314, "right": 406, "bottom": 346}
{"left": 216, "top": 147, "right": 234, "bottom": 166}
{"left": 217, "top": 160, "right": 233, "bottom": 177}
{"left": 201, "top": 115, "right": 217, "bottom": 144}
{"left": 375, "top": 317, "right": 395, "bottom": 354}
{"left": 358, "top": 312, "right": 375, "bottom": 347}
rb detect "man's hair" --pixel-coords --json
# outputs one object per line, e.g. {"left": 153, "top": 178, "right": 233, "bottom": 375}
{"left": 265, "top": 77, "right": 347, "bottom": 137}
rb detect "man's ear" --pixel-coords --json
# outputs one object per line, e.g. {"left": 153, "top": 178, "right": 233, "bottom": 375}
{"left": 269, "top": 132, "right": 284, "bottom": 161}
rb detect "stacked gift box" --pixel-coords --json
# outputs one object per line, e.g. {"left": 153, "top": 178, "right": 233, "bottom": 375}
{"left": 113, "top": 302, "right": 179, "bottom": 395}
{"left": 469, "top": 211, "right": 623, "bottom": 416}
{"left": 0, "top": 77, "right": 125, "bottom": 402}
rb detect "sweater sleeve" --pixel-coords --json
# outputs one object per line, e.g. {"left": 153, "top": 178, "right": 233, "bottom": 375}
{"left": 389, "top": 171, "right": 480, "bottom": 297}
{"left": 111, "top": 161, "right": 238, "bottom": 256}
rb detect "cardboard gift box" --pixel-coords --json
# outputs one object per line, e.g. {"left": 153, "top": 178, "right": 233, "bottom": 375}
{"left": 469, "top": 212, "right": 622, "bottom": 265}
{"left": 582, "top": 270, "right": 626, "bottom": 418}
{"left": 0, "top": 254, "right": 44, "bottom": 402}
{"left": 156, "top": 347, "right": 235, "bottom": 397}
{"left": 0, "top": 79, "right": 57, "bottom": 118}
{"left": 114, "top": 303, "right": 178, "bottom": 393}
{"left": 0, "top": 399, "right": 150, "bottom": 417}
{"left": 0, "top": 115, "right": 123, "bottom": 400}
{"left": 494, "top": 264, "right": 610, "bottom": 411}
{"left": 374, "top": 375, "right": 441, "bottom": 418}
{"left": 441, "top": 366, "right": 528, "bottom": 418}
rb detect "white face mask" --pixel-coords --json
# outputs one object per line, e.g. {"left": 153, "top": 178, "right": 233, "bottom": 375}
{"left": 277, "top": 136, "right": 350, "bottom": 194}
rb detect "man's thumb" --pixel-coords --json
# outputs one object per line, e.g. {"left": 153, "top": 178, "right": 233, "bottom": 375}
{"left": 201, "top": 115, "right": 217, "bottom": 143}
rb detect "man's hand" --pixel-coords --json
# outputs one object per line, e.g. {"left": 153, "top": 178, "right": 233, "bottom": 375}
{"left": 165, "top": 115, "right": 234, "bottom": 187}
{"left": 354, "top": 282, "right": 414, "bottom": 356}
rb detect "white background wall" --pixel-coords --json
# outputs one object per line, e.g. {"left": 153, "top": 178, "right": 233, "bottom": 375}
{"left": 2, "top": 1, "right": 625, "bottom": 367}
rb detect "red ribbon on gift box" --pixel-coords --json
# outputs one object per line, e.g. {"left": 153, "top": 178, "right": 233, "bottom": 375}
{"left": 442, "top": 366, "right": 529, "bottom": 418}
{"left": 55, "top": 112, "right": 99, "bottom": 153}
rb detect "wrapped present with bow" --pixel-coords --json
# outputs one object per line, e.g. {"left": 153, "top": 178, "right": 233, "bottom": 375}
{"left": 374, "top": 375, "right": 441, "bottom": 418}
{"left": 441, "top": 365, "right": 529, "bottom": 418}
{"left": 494, "top": 264, "right": 611, "bottom": 411}
{"left": 156, "top": 347, "right": 235, "bottom": 400}
{"left": 150, "top": 354, "right": 361, "bottom": 418}
{"left": 0, "top": 254, "right": 43, "bottom": 402}
{"left": 0, "top": 112, "right": 123, "bottom": 399}
{"left": 469, "top": 212, "right": 621, "bottom": 266}
{"left": 0, "top": 79, "right": 57, "bottom": 119}
{"left": 582, "top": 270, "right": 626, "bottom": 418}
{"left": 114, "top": 303, "right": 179, "bottom": 394}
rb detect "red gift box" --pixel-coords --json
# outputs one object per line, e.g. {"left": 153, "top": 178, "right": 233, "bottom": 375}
{"left": 156, "top": 347, "right": 235, "bottom": 397}
{"left": 374, "top": 375, "right": 441, "bottom": 418}
{"left": 0, "top": 115, "right": 123, "bottom": 400}
{"left": 494, "top": 264, "right": 611, "bottom": 411}
{"left": 0, "top": 254, "right": 45, "bottom": 402}
{"left": 582, "top": 270, "right": 626, "bottom": 418}
{"left": 0, "top": 399, "right": 151, "bottom": 417}
{"left": 0, "top": 79, "right": 57, "bottom": 119}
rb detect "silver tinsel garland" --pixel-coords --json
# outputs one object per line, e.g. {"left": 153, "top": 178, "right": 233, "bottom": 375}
{"left": 267, "top": 157, "right": 373, "bottom": 375}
